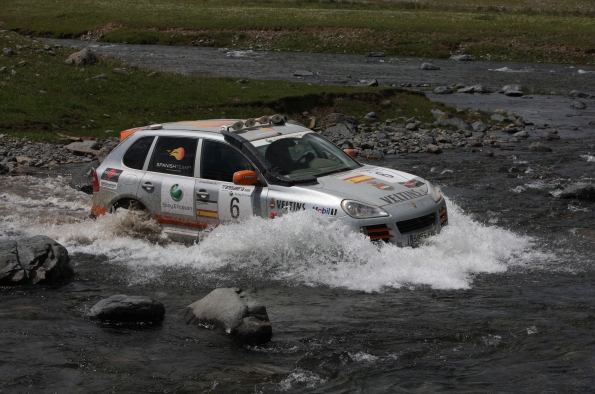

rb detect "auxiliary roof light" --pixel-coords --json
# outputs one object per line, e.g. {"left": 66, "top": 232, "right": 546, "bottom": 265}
{"left": 231, "top": 121, "right": 244, "bottom": 131}
{"left": 244, "top": 118, "right": 256, "bottom": 128}
{"left": 270, "top": 114, "right": 284, "bottom": 125}
{"left": 257, "top": 116, "right": 270, "bottom": 125}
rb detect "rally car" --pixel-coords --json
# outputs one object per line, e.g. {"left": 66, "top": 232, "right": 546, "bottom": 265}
{"left": 91, "top": 115, "right": 447, "bottom": 246}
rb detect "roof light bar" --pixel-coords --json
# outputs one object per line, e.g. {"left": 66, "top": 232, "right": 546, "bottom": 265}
{"left": 220, "top": 114, "right": 283, "bottom": 132}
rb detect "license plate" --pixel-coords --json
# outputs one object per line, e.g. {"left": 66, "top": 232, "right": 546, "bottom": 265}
{"left": 408, "top": 229, "right": 436, "bottom": 246}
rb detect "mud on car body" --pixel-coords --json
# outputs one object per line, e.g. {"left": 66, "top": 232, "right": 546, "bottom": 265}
{"left": 91, "top": 115, "right": 448, "bottom": 246}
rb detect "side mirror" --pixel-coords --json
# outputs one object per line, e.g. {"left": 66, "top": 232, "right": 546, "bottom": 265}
{"left": 344, "top": 148, "right": 357, "bottom": 159}
{"left": 233, "top": 170, "right": 259, "bottom": 186}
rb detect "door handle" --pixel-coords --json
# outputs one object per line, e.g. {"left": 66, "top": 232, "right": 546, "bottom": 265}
{"left": 142, "top": 182, "right": 154, "bottom": 191}
{"left": 196, "top": 189, "right": 209, "bottom": 201}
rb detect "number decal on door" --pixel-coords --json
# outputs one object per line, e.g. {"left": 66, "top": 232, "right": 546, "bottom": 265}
{"left": 218, "top": 184, "right": 255, "bottom": 221}
{"left": 230, "top": 197, "right": 240, "bottom": 219}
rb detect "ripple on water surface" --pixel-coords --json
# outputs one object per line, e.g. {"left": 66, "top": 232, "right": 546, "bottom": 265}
{"left": 0, "top": 175, "right": 544, "bottom": 291}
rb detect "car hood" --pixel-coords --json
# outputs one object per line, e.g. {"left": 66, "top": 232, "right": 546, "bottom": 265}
{"left": 305, "top": 165, "right": 429, "bottom": 207}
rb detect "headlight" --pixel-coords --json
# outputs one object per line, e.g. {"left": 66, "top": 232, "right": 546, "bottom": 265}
{"left": 341, "top": 200, "right": 390, "bottom": 219}
{"left": 427, "top": 181, "right": 442, "bottom": 203}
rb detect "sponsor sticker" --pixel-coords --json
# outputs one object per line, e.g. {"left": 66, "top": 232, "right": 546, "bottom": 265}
{"left": 399, "top": 179, "right": 425, "bottom": 188}
{"left": 167, "top": 147, "right": 185, "bottom": 161}
{"left": 312, "top": 206, "right": 337, "bottom": 216}
{"left": 218, "top": 184, "right": 255, "bottom": 221}
{"left": 161, "top": 178, "right": 194, "bottom": 216}
{"left": 359, "top": 167, "right": 407, "bottom": 183}
{"left": 196, "top": 209, "right": 218, "bottom": 219}
{"left": 276, "top": 200, "right": 306, "bottom": 211}
{"left": 379, "top": 190, "right": 425, "bottom": 205}
{"left": 368, "top": 181, "right": 395, "bottom": 191}
{"left": 99, "top": 180, "right": 117, "bottom": 190}
{"left": 343, "top": 174, "right": 375, "bottom": 184}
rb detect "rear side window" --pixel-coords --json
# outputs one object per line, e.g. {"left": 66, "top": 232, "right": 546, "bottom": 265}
{"left": 123, "top": 136, "right": 154, "bottom": 170}
{"left": 149, "top": 137, "right": 197, "bottom": 177}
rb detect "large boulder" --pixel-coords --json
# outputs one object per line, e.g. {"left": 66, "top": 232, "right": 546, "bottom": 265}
{"left": 322, "top": 124, "right": 355, "bottom": 139}
{"left": 182, "top": 288, "right": 272, "bottom": 344}
{"left": 0, "top": 236, "right": 73, "bottom": 285}
{"left": 69, "top": 160, "right": 100, "bottom": 194}
{"left": 560, "top": 185, "right": 595, "bottom": 201}
{"left": 65, "top": 48, "right": 97, "bottom": 66}
{"left": 87, "top": 294, "right": 165, "bottom": 324}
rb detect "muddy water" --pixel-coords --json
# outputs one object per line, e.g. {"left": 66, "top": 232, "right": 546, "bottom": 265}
{"left": 2, "top": 41, "right": 595, "bottom": 392}
{"left": 1, "top": 142, "right": 595, "bottom": 392}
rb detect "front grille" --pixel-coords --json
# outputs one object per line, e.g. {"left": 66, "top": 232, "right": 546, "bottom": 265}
{"left": 396, "top": 213, "right": 437, "bottom": 234}
{"left": 361, "top": 224, "right": 394, "bottom": 242}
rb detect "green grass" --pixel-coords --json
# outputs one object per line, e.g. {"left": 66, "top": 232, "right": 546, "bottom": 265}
{"left": 0, "top": 32, "right": 450, "bottom": 142}
{"left": 1, "top": 0, "right": 595, "bottom": 64}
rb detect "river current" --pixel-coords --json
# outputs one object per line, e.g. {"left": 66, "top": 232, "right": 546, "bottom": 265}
{"left": 1, "top": 143, "right": 594, "bottom": 392}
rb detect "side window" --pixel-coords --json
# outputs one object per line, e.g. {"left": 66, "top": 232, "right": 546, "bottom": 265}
{"left": 201, "top": 140, "right": 254, "bottom": 182}
{"left": 149, "top": 137, "right": 197, "bottom": 177}
{"left": 123, "top": 136, "right": 154, "bottom": 170}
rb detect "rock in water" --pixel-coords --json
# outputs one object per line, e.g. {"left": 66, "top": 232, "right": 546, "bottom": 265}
{"left": 69, "top": 160, "right": 100, "bottom": 194}
{"left": 182, "top": 288, "right": 272, "bottom": 344}
{"left": 0, "top": 236, "right": 73, "bottom": 285}
{"left": 529, "top": 142, "right": 552, "bottom": 152}
{"left": 433, "top": 86, "right": 453, "bottom": 94}
{"left": 420, "top": 63, "right": 440, "bottom": 70}
{"left": 87, "top": 295, "right": 166, "bottom": 324}
{"left": 559, "top": 185, "right": 595, "bottom": 201}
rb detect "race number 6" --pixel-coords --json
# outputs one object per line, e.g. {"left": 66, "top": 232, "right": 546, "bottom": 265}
{"left": 230, "top": 197, "right": 240, "bottom": 219}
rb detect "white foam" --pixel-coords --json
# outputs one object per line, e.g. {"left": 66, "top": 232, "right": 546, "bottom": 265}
{"left": 489, "top": 67, "right": 532, "bottom": 73}
{"left": 580, "top": 155, "right": 595, "bottom": 163}
{"left": 279, "top": 369, "right": 326, "bottom": 391}
{"left": 0, "top": 176, "right": 543, "bottom": 291}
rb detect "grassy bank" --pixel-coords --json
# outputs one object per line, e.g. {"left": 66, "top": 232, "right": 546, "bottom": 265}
{"left": 2, "top": 0, "right": 595, "bottom": 65}
{"left": 0, "top": 32, "right": 451, "bottom": 142}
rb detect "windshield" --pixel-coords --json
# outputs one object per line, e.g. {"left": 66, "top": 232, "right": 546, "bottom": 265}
{"left": 252, "top": 132, "right": 361, "bottom": 179}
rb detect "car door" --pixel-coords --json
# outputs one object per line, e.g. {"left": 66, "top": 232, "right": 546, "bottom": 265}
{"left": 138, "top": 136, "right": 200, "bottom": 237}
{"left": 196, "top": 139, "right": 268, "bottom": 227}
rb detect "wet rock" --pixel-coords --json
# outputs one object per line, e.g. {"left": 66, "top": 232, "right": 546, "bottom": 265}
{"left": 69, "top": 160, "right": 100, "bottom": 194}
{"left": 420, "top": 63, "right": 440, "bottom": 70}
{"left": 433, "top": 86, "right": 453, "bottom": 94}
{"left": 64, "top": 48, "right": 97, "bottom": 66}
{"left": 321, "top": 113, "right": 358, "bottom": 126}
{"left": 504, "top": 90, "right": 524, "bottom": 97}
{"left": 293, "top": 70, "right": 313, "bottom": 77}
{"left": 182, "top": 288, "right": 272, "bottom": 344}
{"left": 559, "top": 185, "right": 595, "bottom": 201}
{"left": 472, "top": 121, "right": 487, "bottom": 132}
{"left": 570, "top": 101, "right": 587, "bottom": 110}
{"left": 0, "top": 236, "right": 73, "bottom": 285}
{"left": 540, "top": 129, "right": 560, "bottom": 140}
{"left": 434, "top": 117, "right": 472, "bottom": 131}
{"left": 569, "top": 90, "right": 589, "bottom": 98}
{"left": 65, "top": 140, "right": 101, "bottom": 156}
{"left": 87, "top": 295, "right": 165, "bottom": 324}
{"left": 513, "top": 130, "right": 529, "bottom": 139}
{"left": 365, "top": 79, "right": 379, "bottom": 87}
{"left": 450, "top": 54, "right": 474, "bottom": 61}
{"left": 491, "top": 114, "right": 507, "bottom": 122}
{"left": 529, "top": 142, "right": 552, "bottom": 152}
{"left": 426, "top": 144, "right": 442, "bottom": 154}
{"left": 431, "top": 109, "right": 445, "bottom": 119}
{"left": 321, "top": 124, "right": 355, "bottom": 139}
{"left": 366, "top": 52, "right": 385, "bottom": 57}
{"left": 363, "top": 112, "right": 378, "bottom": 122}
{"left": 2, "top": 48, "right": 15, "bottom": 57}
{"left": 458, "top": 85, "right": 491, "bottom": 94}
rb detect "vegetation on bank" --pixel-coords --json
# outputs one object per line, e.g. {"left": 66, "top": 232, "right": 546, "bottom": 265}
{"left": 0, "top": 32, "right": 453, "bottom": 142}
{"left": 1, "top": 0, "right": 595, "bottom": 65}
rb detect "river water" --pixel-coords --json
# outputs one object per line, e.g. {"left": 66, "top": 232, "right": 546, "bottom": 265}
{"left": 2, "top": 40, "right": 595, "bottom": 393}
{"left": 1, "top": 143, "right": 594, "bottom": 392}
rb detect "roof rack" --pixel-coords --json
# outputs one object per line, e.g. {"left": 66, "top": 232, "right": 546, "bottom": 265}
{"left": 220, "top": 114, "right": 285, "bottom": 132}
